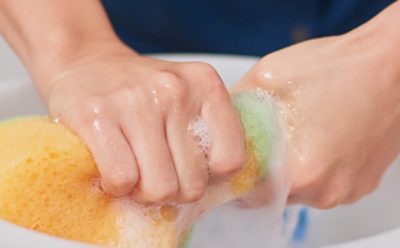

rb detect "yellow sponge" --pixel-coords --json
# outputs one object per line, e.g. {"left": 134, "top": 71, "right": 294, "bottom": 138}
{"left": 0, "top": 117, "right": 118, "bottom": 245}
{"left": 0, "top": 117, "right": 185, "bottom": 247}
{"left": 0, "top": 90, "right": 279, "bottom": 248}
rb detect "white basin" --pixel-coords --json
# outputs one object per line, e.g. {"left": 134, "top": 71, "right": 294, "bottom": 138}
{"left": 0, "top": 38, "right": 399, "bottom": 247}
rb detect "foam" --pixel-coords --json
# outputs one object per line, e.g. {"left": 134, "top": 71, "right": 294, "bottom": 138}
{"left": 0, "top": 90, "right": 285, "bottom": 248}
{"left": 188, "top": 117, "right": 211, "bottom": 154}
{"left": 113, "top": 201, "right": 179, "bottom": 248}
{"left": 234, "top": 89, "right": 281, "bottom": 178}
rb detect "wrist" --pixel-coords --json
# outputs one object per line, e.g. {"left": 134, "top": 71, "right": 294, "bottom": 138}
{"left": 30, "top": 28, "right": 136, "bottom": 99}
{"left": 378, "top": 2, "right": 400, "bottom": 72}
{"left": 30, "top": 26, "right": 118, "bottom": 75}
{"left": 347, "top": 2, "right": 400, "bottom": 75}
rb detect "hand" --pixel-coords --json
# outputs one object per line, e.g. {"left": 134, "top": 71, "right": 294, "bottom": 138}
{"left": 43, "top": 41, "right": 245, "bottom": 203}
{"left": 234, "top": 24, "right": 400, "bottom": 208}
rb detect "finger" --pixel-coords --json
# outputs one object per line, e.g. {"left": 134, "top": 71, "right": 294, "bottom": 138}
{"left": 166, "top": 112, "right": 208, "bottom": 203}
{"left": 121, "top": 112, "right": 179, "bottom": 204}
{"left": 287, "top": 194, "right": 304, "bottom": 205}
{"left": 291, "top": 185, "right": 341, "bottom": 209}
{"left": 202, "top": 83, "right": 246, "bottom": 178}
{"left": 341, "top": 190, "right": 361, "bottom": 205}
{"left": 287, "top": 165, "right": 328, "bottom": 206}
{"left": 287, "top": 182, "right": 324, "bottom": 206}
{"left": 175, "top": 62, "right": 245, "bottom": 177}
{"left": 78, "top": 117, "right": 138, "bottom": 197}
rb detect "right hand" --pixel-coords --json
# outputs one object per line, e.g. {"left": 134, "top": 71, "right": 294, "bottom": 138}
{"left": 41, "top": 41, "right": 245, "bottom": 204}
{"left": 233, "top": 27, "right": 400, "bottom": 209}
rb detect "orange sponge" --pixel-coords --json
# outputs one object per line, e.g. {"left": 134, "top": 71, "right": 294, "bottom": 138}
{"left": 0, "top": 117, "right": 188, "bottom": 247}
{"left": 0, "top": 117, "right": 118, "bottom": 245}
{"left": 0, "top": 91, "right": 279, "bottom": 247}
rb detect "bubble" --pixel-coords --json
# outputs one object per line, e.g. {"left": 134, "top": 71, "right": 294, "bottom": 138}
{"left": 250, "top": 87, "right": 275, "bottom": 104}
{"left": 264, "top": 72, "right": 274, "bottom": 80}
{"left": 188, "top": 117, "right": 211, "bottom": 154}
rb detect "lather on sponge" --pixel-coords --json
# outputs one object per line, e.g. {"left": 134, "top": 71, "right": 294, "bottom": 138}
{"left": 0, "top": 90, "right": 281, "bottom": 248}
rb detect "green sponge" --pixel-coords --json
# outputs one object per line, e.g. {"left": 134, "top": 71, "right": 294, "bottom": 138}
{"left": 179, "top": 90, "right": 281, "bottom": 248}
{"left": 233, "top": 90, "right": 280, "bottom": 179}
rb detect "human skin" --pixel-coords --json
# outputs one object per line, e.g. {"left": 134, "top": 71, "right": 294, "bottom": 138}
{"left": 0, "top": 0, "right": 246, "bottom": 204}
{"left": 233, "top": 2, "right": 400, "bottom": 208}
{"left": 0, "top": 0, "right": 399, "bottom": 209}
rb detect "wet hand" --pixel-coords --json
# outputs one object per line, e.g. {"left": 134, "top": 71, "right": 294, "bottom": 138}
{"left": 234, "top": 25, "right": 400, "bottom": 208}
{"left": 44, "top": 42, "right": 245, "bottom": 203}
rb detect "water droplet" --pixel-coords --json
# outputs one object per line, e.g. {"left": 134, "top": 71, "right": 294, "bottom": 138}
{"left": 264, "top": 72, "right": 273, "bottom": 80}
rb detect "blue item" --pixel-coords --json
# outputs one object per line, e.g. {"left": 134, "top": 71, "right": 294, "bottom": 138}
{"left": 101, "top": 0, "right": 393, "bottom": 56}
{"left": 98, "top": 1, "right": 387, "bottom": 244}
{"left": 283, "top": 207, "right": 309, "bottom": 244}
{"left": 292, "top": 208, "right": 309, "bottom": 242}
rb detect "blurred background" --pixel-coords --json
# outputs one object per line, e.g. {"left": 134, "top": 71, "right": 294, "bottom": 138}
{"left": 0, "top": 37, "right": 28, "bottom": 80}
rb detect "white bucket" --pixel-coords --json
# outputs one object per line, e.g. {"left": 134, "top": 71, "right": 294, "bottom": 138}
{"left": 0, "top": 43, "right": 399, "bottom": 248}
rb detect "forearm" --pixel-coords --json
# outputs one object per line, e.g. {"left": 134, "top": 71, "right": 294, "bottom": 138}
{"left": 0, "top": 0, "right": 128, "bottom": 97}
{"left": 234, "top": 1, "right": 400, "bottom": 93}
{"left": 348, "top": 1, "right": 400, "bottom": 120}
{"left": 351, "top": 1, "right": 400, "bottom": 67}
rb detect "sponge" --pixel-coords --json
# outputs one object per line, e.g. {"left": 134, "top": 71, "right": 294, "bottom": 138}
{"left": 0, "top": 91, "right": 280, "bottom": 248}
{"left": 0, "top": 117, "right": 118, "bottom": 245}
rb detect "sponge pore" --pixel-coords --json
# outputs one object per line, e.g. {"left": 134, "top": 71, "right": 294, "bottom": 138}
{"left": 0, "top": 90, "right": 281, "bottom": 248}
{"left": 0, "top": 117, "right": 118, "bottom": 245}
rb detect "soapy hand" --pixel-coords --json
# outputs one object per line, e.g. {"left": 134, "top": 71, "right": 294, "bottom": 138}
{"left": 44, "top": 41, "right": 245, "bottom": 203}
{"left": 234, "top": 24, "right": 400, "bottom": 208}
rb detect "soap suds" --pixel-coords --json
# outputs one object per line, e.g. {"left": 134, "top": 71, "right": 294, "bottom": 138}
{"left": 188, "top": 117, "right": 211, "bottom": 154}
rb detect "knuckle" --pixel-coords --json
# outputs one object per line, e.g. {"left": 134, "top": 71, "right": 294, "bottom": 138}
{"left": 143, "top": 181, "right": 179, "bottom": 203}
{"left": 73, "top": 96, "right": 107, "bottom": 126}
{"left": 211, "top": 154, "right": 244, "bottom": 176}
{"left": 193, "top": 62, "right": 219, "bottom": 78}
{"left": 181, "top": 182, "right": 206, "bottom": 203}
{"left": 290, "top": 172, "right": 319, "bottom": 194}
{"left": 314, "top": 199, "right": 337, "bottom": 210}
{"left": 185, "top": 63, "right": 224, "bottom": 94}
{"left": 312, "top": 193, "right": 341, "bottom": 209}
{"left": 111, "top": 87, "right": 142, "bottom": 110}
{"left": 155, "top": 71, "right": 181, "bottom": 87}
{"left": 230, "top": 153, "right": 246, "bottom": 171}
{"left": 290, "top": 158, "right": 329, "bottom": 190}
{"left": 253, "top": 63, "right": 271, "bottom": 84}
{"left": 131, "top": 88, "right": 151, "bottom": 105}
{"left": 104, "top": 173, "right": 136, "bottom": 196}
{"left": 83, "top": 96, "right": 107, "bottom": 116}
{"left": 114, "top": 87, "right": 135, "bottom": 102}
{"left": 205, "top": 76, "right": 226, "bottom": 95}
{"left": 156, "top": 72, "right": 188, "bottom": 104}
{"left": 171, "top": 85, "right": 188, "bottom": 105}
